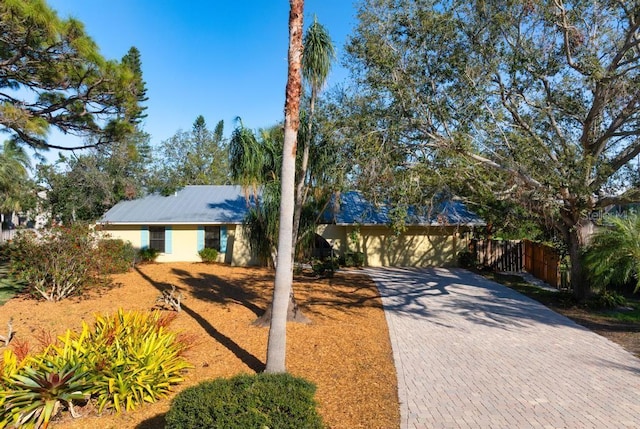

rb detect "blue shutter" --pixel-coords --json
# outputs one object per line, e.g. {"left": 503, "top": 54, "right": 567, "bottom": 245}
{"left": 220, "top": 226, "right": 228, "bottom": 253}
{"left": 140, "top": 226, "right": 149, "bottom": 250}
{"left": 165, "top": 227, "right": 173, "bottom": 254}
{"left": 197, "top": 226, "right": 205, "bottom": 251}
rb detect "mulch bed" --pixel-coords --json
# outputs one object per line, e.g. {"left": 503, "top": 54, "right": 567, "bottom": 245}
{"left": 0, "top": 263, "right": 400, "bottom": 429}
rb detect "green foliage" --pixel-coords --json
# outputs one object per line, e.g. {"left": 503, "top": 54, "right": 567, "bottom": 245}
{"left": 0, "top": 141, "right": 34, "bottom": 214}
{"left": 457, "top": 250, "right": 477, "bottom": 269}
{"left": 312, "top": 257, "right": 339, "bottom": 277}
{"left": 165, "top": 373, "right": 324, "bottom": 429}
{"left": 198, "top": 248, "right": 219, "bottom": 263}
{"left": 6, "top": 224, "right": 101, "bottom": 301}
{"left": 0, "top": 0, "right": 140, "bottom": 150}
{"left": 340, "top": 251, "right": 365, "bottom": 268}
{"left": 97, "top": 238, "right": 136, "bottom": 274}
{"left": 341, "top": 0, "right": 640, "bottom": 299}
{"left": 86, "top": 310, "right": 192, "bottom": 413}
{"left": 137, "top": 247, "right": 159, "bottom": 263}
{"left": 5, "top": 225, "right": 139, "bottom": 301}
{"left": 586, "top": 290, "right": 628, "bottom": 310}
{"left": 0, "top": 309, "right": 191, "bottom": 424}
{"left": 1, "top": 363, "right": 89, "bottom": 429}
{"left": 302, "top": 16, "right": 335, "bottom": 94}
{"left": 37, "top": 129, "right": 151, "bottom": 224}
{"left": 585, "top": 214, "right": 640, "bottom": 292}
{"left": 148, "top": 116, "right": 229, "bottom": 194}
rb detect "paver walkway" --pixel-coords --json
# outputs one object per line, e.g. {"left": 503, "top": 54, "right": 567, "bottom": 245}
{"left": 363, "top": 267, "right": 640, "bottom": 429}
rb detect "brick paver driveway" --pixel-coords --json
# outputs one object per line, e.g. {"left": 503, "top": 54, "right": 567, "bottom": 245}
{"left": 363, "top": 267, "right": 640, "bottom": 429}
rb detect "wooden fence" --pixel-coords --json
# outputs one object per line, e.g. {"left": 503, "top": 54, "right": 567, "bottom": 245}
{"left": 472, "top": 239, "right": 524, "bottom": 272}
{"left": 471, "top": 239, "right": 568, "bottom": 289}
{"left": 523, "top": 240, "right": 566, "bottom": 289}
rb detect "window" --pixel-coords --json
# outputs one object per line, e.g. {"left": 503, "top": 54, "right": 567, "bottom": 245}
{"left": 149, "top": 226, "right": 165, "bottom": 252}
{"left": 205, "top": 226, "right": 220, "bottom": 250}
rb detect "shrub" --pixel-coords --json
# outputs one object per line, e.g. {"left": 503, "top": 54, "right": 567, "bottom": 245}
{"left": 0, "top": 309, "right": 191, "bottom": 425}
{"left": 137, "top": 247, "right": 159, "bottom": 263}
{"left": 198, "top": 248, "right": 219, "bottom": 263}
{"left": 457, "top": 250, "right": 478, "bottom": 269}
{"left": 97, "top": 238, "right": 136, "bottom": 274}
{"left": 6, "top": 224, "right": 101, "bottom": 301}
{"left": 342, "top": 251, "right": 365, "bottom": 268}
{"left": 1, "top": 363, "right": 90, "bottom": 429}
{"left": 585, "top": 213, "right": 640, "bottom": 292}
{"left": 312, "top": 257, "right": 339, "bottom": 277}
{"left": 586, "top": 290, "right": 627, "bottom": 310}
{"left": 165, "top": 373, "right": 324, "bottom": 429}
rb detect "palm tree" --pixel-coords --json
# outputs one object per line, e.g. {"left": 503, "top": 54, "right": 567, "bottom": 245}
{"left": 292, "top": 16, "right": 335, "bottom": 249}
{"left": 264, "top": 0, "right": 305, "bottom": 374}
{"left": 585, "top": 214, "right": 640, "bottom": 293}
{"left": 0, "top": 140, "right": 31, "bottom": 212}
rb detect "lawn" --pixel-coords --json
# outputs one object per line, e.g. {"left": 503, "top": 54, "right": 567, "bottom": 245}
{"left": 0, "top": 260, "right": 23, "bottom": 306}
{"left": 486, "top": 271, "right": 640, "bottom": 358}
{"left": 0, "top": 263, "right": 400, "bottom": 429}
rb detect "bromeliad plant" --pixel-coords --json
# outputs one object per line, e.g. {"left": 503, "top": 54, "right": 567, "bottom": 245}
{"left": 1, "top": 364, "right": 89, "bottom": 429}
{"left": 0, "top": 310, "right": 192, "bottom": 427}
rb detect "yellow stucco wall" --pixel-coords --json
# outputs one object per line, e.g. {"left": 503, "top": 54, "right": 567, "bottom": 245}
{"left": 315, "top": 224, "right": 346, "bottom": 254}
{"left": 230, "top": 224, "right": 261, "bottom": 266}
{"left": 99, "top": 224, "right": 258, "bottom": 265}
{"left": 318, "top": 224, "right": 467, "bottom": 267}
{"left": 101, "top": 223, "right": 466, "bottom": 268}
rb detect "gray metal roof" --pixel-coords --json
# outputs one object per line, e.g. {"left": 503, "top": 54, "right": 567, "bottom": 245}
{"left": 100, "top": 185, "right": 254, "bottom": 225}
{"left": 320, "top": 191, "right": 485, "bottom": 226}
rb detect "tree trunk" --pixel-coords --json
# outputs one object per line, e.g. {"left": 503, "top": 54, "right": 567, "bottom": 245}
{"left": 253, "top": 291, "right": 310, "bottom": 327}
{"left": 564, "top": 218, "right": 595, "bottom": 301}
{"left": 264, "top": 0, "right": 304, "bottom": 374}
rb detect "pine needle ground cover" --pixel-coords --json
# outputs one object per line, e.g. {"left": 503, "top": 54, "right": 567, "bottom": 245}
{"left": 0, "top": 263, "right": 399, "bottom": 429}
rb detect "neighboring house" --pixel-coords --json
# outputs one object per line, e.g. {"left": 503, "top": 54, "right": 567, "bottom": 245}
{"left": 100, "top": 186, "right": 485, "bottom": 267}
{"left": 100, "top": 185, "right": 258, "bottom": 265}
{"left": 317, "top": 191, "right": 485, "bottom": 267}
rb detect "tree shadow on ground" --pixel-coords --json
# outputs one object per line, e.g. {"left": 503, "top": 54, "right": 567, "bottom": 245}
{"left": 364, "top": 267, "right": 592, "bottom": 331}
{"left": 135, "top": 413, "right": 166, "bottom": 429}
{"left": 171, "top": 267, "right": 268, "bottom": 317}
{"left": 134, "top": 266, "right": 265, "bottom": 372}
{"left": 300, "top": 272, "right": 386, "bottom": 319}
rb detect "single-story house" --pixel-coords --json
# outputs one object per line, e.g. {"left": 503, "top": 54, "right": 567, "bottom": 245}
{"left": 100, "top": 185, "right": 258, "bottom": 265}
{"left": 99, "top": 185, "right": 484, "bottom": 267}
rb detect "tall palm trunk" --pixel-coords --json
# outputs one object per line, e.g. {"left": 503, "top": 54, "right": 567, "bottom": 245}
{"left": 265, "top": 0, "right": 304, "bottom": 374}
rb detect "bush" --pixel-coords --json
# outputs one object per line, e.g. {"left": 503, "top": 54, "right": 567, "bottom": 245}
{"left": 341, "top": 251, "right": 365, "bottom": 268}
{"left": 586, "top": 290, "right": 627, "bottom": 310}
{"left": 97, "top": 238, "right": 136, "bottom": 274}
{"left": 6, "top": 224, "right": 101, "bottom": 301}
{"left": 0, "top": 309, "right": 191, "bottom": 425}
{"left": 312, "top": 257, "right": 339, "bottom": 277}
{"left": 198, "top": 248, "right": 219, "bottom": 263}
{"left": 165, "top": 373, "right": 324, "bottom": 429}
{"left": 457, "top": 250, "right": 478, "bottom": 269}
{"left": 585, "top": 213, "right": 640, "bottom": 292}
{"left": 137, "top": 247, "right": 159, "bottom": 263}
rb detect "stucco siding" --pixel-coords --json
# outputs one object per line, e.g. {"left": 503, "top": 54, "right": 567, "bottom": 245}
{"left": 230, "top": 224, "right": 260, "bottom": 266}
{"left": 156, "top": 226, "right": 198, "bottom": 262}
{"left": 100, "top": 224, "right": 254, "bottom": 265}
{"left": 316, "top": 224, "right": 346, "bottom": 254}
{"left": 101, "top": 225, "right": 142, "bottom": 248}
{"left": 360, "top": 226, "right": 463, "bottom": 267}
{"left": 319, "top": 225, "right": 466, "bottom": 267}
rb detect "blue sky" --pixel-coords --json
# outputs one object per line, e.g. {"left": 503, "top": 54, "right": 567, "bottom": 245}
{"left": 44, "top": 0, "right": 358, "bottom": 155}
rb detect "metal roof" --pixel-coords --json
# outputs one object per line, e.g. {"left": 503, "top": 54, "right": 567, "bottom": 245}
{"left": 100, "top": 185, "right": 254, "bottom": 225}
{"left": 320, "top": 191, "right": 485, "bottom": 227}
{"left": 100, "top": 186, "right": 484, "bottom": 227}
